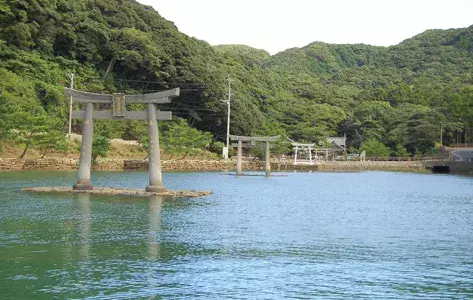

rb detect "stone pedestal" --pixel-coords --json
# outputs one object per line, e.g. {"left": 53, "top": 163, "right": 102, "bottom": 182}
{"left": 73, "top": 183, "right": 94, "bottom": 190}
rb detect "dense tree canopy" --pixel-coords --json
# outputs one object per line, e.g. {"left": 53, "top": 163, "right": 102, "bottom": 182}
{"left": 1, "top": 0, "right": 473, "bottom": 156}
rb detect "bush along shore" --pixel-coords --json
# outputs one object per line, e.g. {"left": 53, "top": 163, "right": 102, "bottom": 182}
{"left": 0, "top": 158, "right": 427, "bottom": 173}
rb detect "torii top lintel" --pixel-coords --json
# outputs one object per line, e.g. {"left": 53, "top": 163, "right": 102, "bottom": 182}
{"left": 66, "top": 88, "right": 179, "bottom": 121}
{"left": 229, "top": 135, "right": 280, "bottom": 142}
{"left": 291, "top": 142, "right": 316, "bottom": 147}
{"left": 64, "top": 87, "right": 180, "bottom": 104}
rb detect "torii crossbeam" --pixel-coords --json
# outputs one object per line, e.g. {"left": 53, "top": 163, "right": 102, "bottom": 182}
{"left": 66, "top": 88, "right": 179, "bottom": 192}
{"left": 229, "top": 135, "right": 280, "bottom": 176}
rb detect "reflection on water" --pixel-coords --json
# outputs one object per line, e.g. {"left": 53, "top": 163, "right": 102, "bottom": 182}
{"left": 0, "top": 171, "right": 472, "bottom": 299}
{"left": 147, "top": 196, "right": 163, "bottom": 259}
{"left": 75, "top": 193, "right": 91, "bottom": 261}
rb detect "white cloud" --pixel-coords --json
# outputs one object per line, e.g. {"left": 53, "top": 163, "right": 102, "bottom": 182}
{"left": 138, "top": 0, "right": 473, "bottom": 54}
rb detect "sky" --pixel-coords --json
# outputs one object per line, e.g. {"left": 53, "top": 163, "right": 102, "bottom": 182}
{"left": 138, "top": 0, "right": 473, "bottom": 55}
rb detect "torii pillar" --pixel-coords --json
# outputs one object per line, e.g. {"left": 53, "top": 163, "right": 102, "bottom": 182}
{"left": 265, "top": 141, "right": 271, "bottom": 176}
{"left": 74, "top": 103, "right": 94, "bottom": 190}
{"left": 146, "top": 104, "right": 165, "bottom": 193}
{"left": 66, "top": 88, "right": 179, "bottom": 191}
{"left": 236, "top": 140, "right": 243, "bottom": 176}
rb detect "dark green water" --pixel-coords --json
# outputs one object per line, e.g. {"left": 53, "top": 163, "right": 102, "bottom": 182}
{"left": 0, "top": 171, "right": 472, "bottom": 299}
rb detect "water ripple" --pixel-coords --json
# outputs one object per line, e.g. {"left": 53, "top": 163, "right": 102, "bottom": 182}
{"left": 0, "top": 171, "right": 472, "bottom": 299}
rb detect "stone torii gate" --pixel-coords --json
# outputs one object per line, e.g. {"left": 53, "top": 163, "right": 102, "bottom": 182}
{"left": 229, "top": 135, "right": 280, "bottom": 176}
{"left": 65, "top": 87, "right": 179, "bottom": 192}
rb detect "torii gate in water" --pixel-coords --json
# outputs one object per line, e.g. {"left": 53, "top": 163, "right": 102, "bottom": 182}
{"left": 229, "top": 135, "right": 280, "bottom": 176}
{"left": 65, "top": 87, "right": 179, "bottom": 192}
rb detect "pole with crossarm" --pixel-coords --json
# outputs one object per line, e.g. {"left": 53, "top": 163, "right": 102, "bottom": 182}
{"left": 66, "top": 88, "right": 179, "bottom": 191}
{"left": 220, "top": 75, "right": 232, "bottom": 159}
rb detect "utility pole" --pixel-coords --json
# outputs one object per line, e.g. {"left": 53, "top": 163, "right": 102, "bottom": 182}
{"left": 66, "top": 73, "right": 75, "bottom": 137}
{"left": 221, "top": 74, "right": 232, "bottom": 159}
{"left": 440, "top": 123, "right": 443, "bottom": 146}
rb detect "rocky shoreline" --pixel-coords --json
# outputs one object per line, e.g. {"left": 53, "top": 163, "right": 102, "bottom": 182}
{"left": 0, "top": 157, "right": 427, "bottom": 173}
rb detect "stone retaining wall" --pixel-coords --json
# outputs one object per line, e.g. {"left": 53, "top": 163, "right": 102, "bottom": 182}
{"left": 0, "top": 158, "right": 78, "bottom": 170}
{"left": 0, "top": 158, "right": 425, "bottom": 172}
{"left": 316, "top": 161, "right": 424, "bottom": 172}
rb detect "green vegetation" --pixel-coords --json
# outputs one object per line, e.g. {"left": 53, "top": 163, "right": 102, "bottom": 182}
{"left": 92, "top": 135, "right": 110, "bottom": 163}
{"left": 359, "top": 138, "right": 390, "bottom": 157}
{"left": 139, "top": 119, "right": 215, "bottom": 159}
{"left": 1, "top": 0, "right": 473, "bottom": 158}
{"left": 162, "top": 119, "right": 213, "bottom": 159}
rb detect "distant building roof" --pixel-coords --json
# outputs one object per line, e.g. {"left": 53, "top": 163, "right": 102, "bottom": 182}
{"left": 328, "top": 136, "right": 346, "bottom": 151}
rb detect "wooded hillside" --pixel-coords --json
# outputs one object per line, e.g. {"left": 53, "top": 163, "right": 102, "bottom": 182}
{"left": 1, "top": 0, "right": 473, "bottom": 156}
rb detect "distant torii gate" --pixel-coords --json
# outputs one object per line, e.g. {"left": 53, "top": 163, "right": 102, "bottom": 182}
{"left": 292, "top": 142, "right": 315, "bottom": 165}
{"left": 229, "top": 135, "right": 280, "bottom": 176}
{"left": 66, "top": 88, "right": 179, "bottom": 192}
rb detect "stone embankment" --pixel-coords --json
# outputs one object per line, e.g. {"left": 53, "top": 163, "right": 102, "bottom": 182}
{"left": 0, "top": 157, "right": 425, "bottom": 172}
{"left": 0, "top": 158, "right": 79, "bottom": 170}
{"left": 316, "top": 161, "right": 425, "bottom": 172}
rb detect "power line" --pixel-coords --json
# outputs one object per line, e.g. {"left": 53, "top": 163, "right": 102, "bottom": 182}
{"left": 132, "top": 89, "right": 202, "bottom": 92}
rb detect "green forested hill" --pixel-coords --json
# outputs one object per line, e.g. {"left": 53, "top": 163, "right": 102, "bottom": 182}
{"left": 263, "top": 26, "right": 473, "bottom": 152}
{"left": 1, "top": 0, "right": 473, "bottom": 156}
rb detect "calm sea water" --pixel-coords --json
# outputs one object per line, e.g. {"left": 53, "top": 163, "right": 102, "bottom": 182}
{"left": 0, "top": 170, "right": 472, "bottom": 299}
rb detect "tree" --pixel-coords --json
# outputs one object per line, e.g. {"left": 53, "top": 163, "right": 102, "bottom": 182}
{"left": 0, "top": 94, "right": 12, "bottom": 143}
{"left": 392, "top": 144, "right": 410, "bottom": 157}
{"left": 8, "top": 111, "right": 65, "bottom": 158}
{"left": 359, "top": 138, "right": 390, "bottom": 157}
{"left": 388, "top": 104, "right": 445, "bottom": 154}
{"left": 350, "top": 101, "right": 392, "bottom": 146}
{"left": 36, "top": 123, "right": 68, "bottom": 158}
{"left": 162, "top": 119, "right": 213, "bottom": 159}
{"left": 92, "top": 135, "right": 110, "bottom": 163}
{"left": 254, "top": 119, "right": 290, "bottom": 154}
{"left": 90, "top": 123, "right": 111, "bottom": 163}
{"left": 209, "top": 141, "right": 225, "bottom": 157}
{"left": 317, "top": 139, "right": 330, "bottom": 148}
